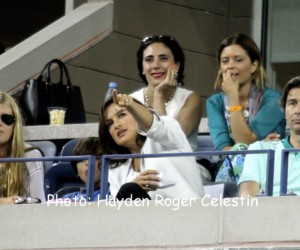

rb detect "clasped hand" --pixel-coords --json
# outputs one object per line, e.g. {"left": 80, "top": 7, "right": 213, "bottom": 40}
{"left": 132, "top": 169, "right": 160, "bottom": 191}
{"left": 154, "top": 64, "right": 178, "bottom": 94}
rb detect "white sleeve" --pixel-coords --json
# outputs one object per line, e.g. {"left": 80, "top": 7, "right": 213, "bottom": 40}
{"left": 25, "top": 149, "right": 46, "bottom": 202}
{"left": 138, "top": 112, "right": 187, "bottom": 149}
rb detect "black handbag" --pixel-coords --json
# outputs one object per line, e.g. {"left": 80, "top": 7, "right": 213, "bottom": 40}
{"left": 19, "top": 59, "right": 86, "bottom": 125}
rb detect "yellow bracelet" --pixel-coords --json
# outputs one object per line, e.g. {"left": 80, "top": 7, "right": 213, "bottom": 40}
{"left": 229, "top": 106, "right": 242, "bottom": 112}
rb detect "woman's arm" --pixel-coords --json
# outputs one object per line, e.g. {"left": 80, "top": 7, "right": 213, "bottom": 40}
{"left": 0, "top": 197, "right": 17, "bottom": 205}
{"left": 152, "top": 66, "right": 201, "bottom": 137}
{"left": 206, "top": 94, "right": 233, "bottom": 151}
{"left": 221, "top": 71, "right": 258, "bottom": 145}
{"left": 176, "top": 92, "right": 202, "bottom": 136}
{"left": 229, "top": 108, "right": 258, "bottom": 144}
{"left": 25, "top": 149, "right": 46, "bottom": 202}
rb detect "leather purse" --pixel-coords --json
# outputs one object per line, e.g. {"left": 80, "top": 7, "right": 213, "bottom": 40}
{"left": 18, "top": 59, "right": 86, "bottom": 125}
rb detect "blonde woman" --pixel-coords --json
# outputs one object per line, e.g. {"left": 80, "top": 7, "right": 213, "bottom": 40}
{"left": 0, "top": 92, "right": 45, "bottom": 204}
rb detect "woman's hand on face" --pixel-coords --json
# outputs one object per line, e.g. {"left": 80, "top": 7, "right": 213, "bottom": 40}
{"left": 264, "top": 133, "right": 280, "bottom": 141}
{"left": 112, "top": 89, "right": 133, "bottom": 108}
{"left": 132, "top": 169, "right": 160, "bottom": 191}
{"left": 155, "top": 63, "right": 178, "bottom": 93}
{"left": 221, "top": 69, "right": 239, "bottom": 94}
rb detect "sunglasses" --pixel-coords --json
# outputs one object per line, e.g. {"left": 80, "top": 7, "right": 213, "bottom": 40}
{"left": 0, "top": 114, "right": 15, "bottom": 126}
{"left": 142, "top": 35, "right": 174, "bottom": 45}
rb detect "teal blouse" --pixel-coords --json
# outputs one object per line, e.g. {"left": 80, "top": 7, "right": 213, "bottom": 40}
{"left": 206, "top": 87, "right": 286, "bottom": 151}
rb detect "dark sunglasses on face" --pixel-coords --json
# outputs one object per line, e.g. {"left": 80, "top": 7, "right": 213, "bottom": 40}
{"left": 142, "top": 35, "right": 174, "bottom": 45}
{"left": 0, "top": 114, "right": 15, "bottom": 126}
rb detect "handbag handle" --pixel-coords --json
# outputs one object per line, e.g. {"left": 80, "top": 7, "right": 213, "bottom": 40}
{"left": 47, "top": 59, "right": 73, "bottom": 88}
{"left": 37, "top": 59, "right": 72, "bottom": 88}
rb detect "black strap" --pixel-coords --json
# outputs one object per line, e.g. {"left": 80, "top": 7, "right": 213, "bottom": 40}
{"left": 36, "top": 59, "right": 72, "bottom": 87}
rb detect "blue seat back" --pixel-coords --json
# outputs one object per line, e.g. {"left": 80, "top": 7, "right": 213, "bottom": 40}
{"left": 46, "top": 162, "right": 84, "bottom": 196}
{"left": 60, "top": 138, "right": 81, "bottom": 156}
{"left": 196, "top": 133, "right": 218, "bottom": 163}
{"left": 45, "top": 138, "right": 84, "bottom": 197}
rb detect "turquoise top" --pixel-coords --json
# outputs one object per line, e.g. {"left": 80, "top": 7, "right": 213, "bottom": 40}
{"left": 206, "top": 87, "right": 286, "bottom": 150}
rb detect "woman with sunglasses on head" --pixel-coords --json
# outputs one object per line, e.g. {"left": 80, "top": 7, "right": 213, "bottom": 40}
{"left": 131, "top": 35, "right": 211, "bottom": 181}
{"left": 131, "top": 35, "right": 201, "bottom": 152}
{"left": 206, "top": 33, "right": 286, "bottom": 183}
{"left": 0, "top": 92, "right": 45, "bottom": 204}
{"left": 99, "top": 90, "right": 204, "bottom": 200}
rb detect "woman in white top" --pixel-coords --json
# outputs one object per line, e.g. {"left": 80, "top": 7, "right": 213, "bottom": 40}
{"left": 131, "top": 35, "right": 201, "bottom": 151}
{"left": 99, "top": 90, "right": 204, "bottom": 199}
{"left": 0, "top": 92, "right": 45, "bottom": 204}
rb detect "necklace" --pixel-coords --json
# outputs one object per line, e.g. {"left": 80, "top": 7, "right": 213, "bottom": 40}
{"left": 144, "top": 87, "right": 176, "bottom": 108}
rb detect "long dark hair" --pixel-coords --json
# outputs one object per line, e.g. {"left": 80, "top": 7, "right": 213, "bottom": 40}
{"left": 136, "top": 35, "right": 185, "bottom": 86}
{"left": 98, "top": 98, "right": 146, "bottom": 167}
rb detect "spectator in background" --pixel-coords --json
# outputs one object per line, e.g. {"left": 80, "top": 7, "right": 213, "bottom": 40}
{"left": 131, "top": 35, "right": 210, "bottom": 181}
{"left": 0, "top": 92, "right": 45, "bottom": 204}
{"left": 206, "top": 33, "right": 286, "bottom": 183}
{"left": 239, "top": 76, "right": 300, "bottom": 196}
{"left": 131, "top": 35, "right": 202, "bottom": 152}
{"left": 62, "top": 137, "right": 103, "bottom": 201}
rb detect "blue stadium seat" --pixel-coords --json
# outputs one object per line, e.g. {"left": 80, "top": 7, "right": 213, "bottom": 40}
{"left": 45, "top": 138, "right": 84, "bottom": 198}
{"left": 45, "top": 162, "right": 84, "bottom": 196}
{"left": 196, "top": 133, "right": 219, "bottom": 181}
{"left": 60, "top": 138, "right": 81, "bottom": 156}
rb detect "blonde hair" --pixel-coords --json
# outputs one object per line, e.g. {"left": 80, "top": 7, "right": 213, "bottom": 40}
{"left": 0, "top": 92, "right": 28, "bottom": 197}
{"left": 214, "top": 33, "right": 267, "bottom": 90}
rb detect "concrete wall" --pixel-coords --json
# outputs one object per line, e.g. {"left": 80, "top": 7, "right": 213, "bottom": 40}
{"left": 266, "top": 0, "right": 300, "bottom": 90}
{"left": 66, "top": 0, "right": 253, "bottom": 122}
{"left": 0, "top": 1, "right": 113, "bottom": 97}
{"left": 1, "top": 0, "right": 253, "bottom": 122}
{"left": 1, "top": 197, "right": 300, "bottom": 249}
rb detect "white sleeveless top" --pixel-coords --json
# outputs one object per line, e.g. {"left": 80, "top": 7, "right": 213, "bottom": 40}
{"left": 131, "top": 87, "right": 198, "bottom": 151}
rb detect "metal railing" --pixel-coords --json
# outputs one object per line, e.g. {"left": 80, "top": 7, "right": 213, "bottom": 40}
{"left": 100, "top": 149, "right": 275, "bottom": 199}
{"left": 280, "top": 148, "right": 300, "bottom": 196}
{"left": 0, "top": 155, "right": 96, "bottom": 200}
{"left": 0, "top": 149, "right": 278, "bottom": 200}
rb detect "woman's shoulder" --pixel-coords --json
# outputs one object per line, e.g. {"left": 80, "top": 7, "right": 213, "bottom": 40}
{"left": 177, "top": 87, "right": 193, "bottom": 94}
{"left": 206, "top": 92, "right": 223, "bottom": 104}
{"left": 24, "top": 144, "right": 43, "bottom": 157}
{"left": 263, "top": 87, "right": 282, "bottom": 97}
